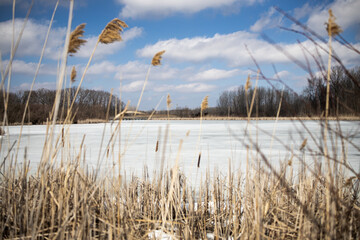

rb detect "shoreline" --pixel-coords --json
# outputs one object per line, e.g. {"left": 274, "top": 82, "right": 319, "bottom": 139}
{"left": 6, "top": 115, "right": 360, "bottom": 126}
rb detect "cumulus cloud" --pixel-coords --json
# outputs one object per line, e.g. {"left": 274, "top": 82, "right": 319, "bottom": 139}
{"left": 16, "top": 81, "right": 56, "bottom": 91}
{"left": 272, "top": 70, "right": 290, "bottom": 79}
{"left": 2, "top": 60, "right": 57, "bottom": 75}
{"left": 122, "top": 80, "right": 146, "bottom": 92}
{"left": 117, "top": 0, "right": 259, "bottom": 19}
{"left": 191, "top": 68, "right": 239, "bottom": 81}
{"left": 305, "top": 0, "right": 360, "bottom": 36}
{"left": 154, "top": 83, "right": 216, "bottom": 93}
{"left": 86, "top": 61, "right": 118, "bottom": 75}
{"left": 0, "top": 18, "right": 141, "bottom": 60}
{"left": 250, "top": 7, "right": 283, "bottom": 32}
{"left": 137, "top": 31, "right": 360, "bottom": 68}
{"left": 0, "top": 18, "right": 65, "bottom": 59}
{"left": 76, "top": 27, "right": 143, "bottom": 58}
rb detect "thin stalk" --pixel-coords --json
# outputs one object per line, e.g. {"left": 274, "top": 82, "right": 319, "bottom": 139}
{"left": 14, "top": 0, "right": 59, "bottom": 162}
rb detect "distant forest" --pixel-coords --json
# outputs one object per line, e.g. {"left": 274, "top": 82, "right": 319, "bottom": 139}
{"left": 162, "top": 66, "right": 360, "bottom": 118}
{"left": 1, "top": 66, "right": 359, "bottom": 124}
{"left": 1, "top": 88, "right": 124, "bottom": 124}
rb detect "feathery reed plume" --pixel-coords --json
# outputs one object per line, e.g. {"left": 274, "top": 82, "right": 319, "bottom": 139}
{"left": 70, "top": 66, "right": 76, "bottom": 83}
{"left": 326, "top": 9, "right": 342, "bottom": 37}
{"left": 64, "top": 18, "right": 128, "bottom": 124}
{"left": 68, "top": 23, "right": 86, "bottom": 55}
{"left": 201, "top": 96, "right": 208, "bottom": 111}
{"left": 152, "top": 50, "right": 165, "bottom": 66}
{"left": 134, "top": 50, "right": 165, "bottom": 115}
{"left": 245, "top": 74, "right": 251, "bottom": 91}
{"left": 196, "top": 96, "right": 208, "bottom": 169}
{"left": 99, "top": 18, "right": 128, "bottom": 44}
{"left": 299, "top": 138, "right": 307, "bottom": 151}
{"left": 324, "top": 10, "right": 342, "bottom": 236}
{"left": 166, "top": 93, "right": 172, "bottom": 109}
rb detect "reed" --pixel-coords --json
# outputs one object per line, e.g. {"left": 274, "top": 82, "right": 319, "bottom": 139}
{"left": 1, "top": 2, "right": 359, "bottom": 240}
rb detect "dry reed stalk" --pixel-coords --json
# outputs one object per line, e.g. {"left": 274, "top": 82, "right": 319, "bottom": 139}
{"left": 269, "top": 85, "right": 285, "bottom": 156}
{"left": 43, "top": 0, "right": 74, "bottom": 169}
{"left": 134, "top": 50, "right": 165, "bottom": 116}
{"left": 324, "top": 9, "right": 342, "bottom": 239}
{"left": 196, "top": 96, "right": 208, "bottom": 169}
{"left": 65, "top": 18, "right": 128, "bottom": 124}
{"left": 12, "top": 0, "right": 59, "bottom": 164}
{"left": 0, "top": 1, "right": 33, "bottom": 93}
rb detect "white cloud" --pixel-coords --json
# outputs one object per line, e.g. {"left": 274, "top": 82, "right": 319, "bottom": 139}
{"left": 76, "top": 27, "right": 142, "bottom": 58}
{"left": 174, "top": 83, "right": 216, "bottom": 92}
{"left": 17, "top": 81, "right": 56, "bottom": 91}
{"left": 2, "top": 60, "right": 57, "bottom": 75}
{"left": 0, "top": 18, "right": 65, "bottom": 60}
{"left": 0, "top": 19, "right": 141, "bottom": 60}
{"left": 154, "top": 83, "right": 216, "bottom": 93}
{"left": 305, "top": 0, "right": 360, "bottom": 36}
{"left": 191, "top": 68, "right": 239, "bottom": 81}
{"left": 272, "top": 70, "right": 290, "bottom": 79}
{"left": 137, "top": 31, "right": 360, "bottom": 68}
{"left": 122, "top": 80, "right": 146, "bottom": 92}
{"left": 117, "top": 0, "right": 259, "bottom": 19}
{"left": 250, "top": 7, "right": 283, "bottom": 32}
{"left": 293, "top": 3, "right": 314, "bottom": 20}
{"left": 86, "top": 61, "right": 118, "bottom": 75}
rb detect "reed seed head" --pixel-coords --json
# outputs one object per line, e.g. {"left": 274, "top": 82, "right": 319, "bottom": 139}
{"left": 167, "top": 94, "right": 172, "bottom": 109}
{"left": 155, "top": 140, "right": 159, "bottom": 152}
{"left": 68, "top": 23, "right": 87, "bottom": 55}
{"left": 99, "top": 18, "right": 128, "bottom": 44}
{"left": 152, "top": 50, "right": 165, "bottom": 66}
{"left": 245, "top": 74, "right": 251, "bottom": 91}
{"left": 197, "top": 152, "right": 201, "bottom": 168}
{"left": 326, "top": 9, "right": 342, "bottom": 37}
{"left": 299, "top": 138, "right": 307, "bottom": 151}
{"left": 70, "top": 66, "right": 76, "bottom": 83}
{"left": 201, "top": 96, "right": 208, "bottom": 111}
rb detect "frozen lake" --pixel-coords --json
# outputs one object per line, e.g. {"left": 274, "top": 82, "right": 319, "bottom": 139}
{"left": 1, "top": 120, "right": 359, "bottom": 181}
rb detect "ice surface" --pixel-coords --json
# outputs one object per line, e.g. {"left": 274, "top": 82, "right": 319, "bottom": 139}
{"left": 1, "top": 120, "right": 359, "bottom": 183}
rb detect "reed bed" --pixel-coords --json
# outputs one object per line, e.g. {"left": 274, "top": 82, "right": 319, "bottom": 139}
{"left": 1, "top": 1, "right": 360, "bottom": 239}
{"left": 1, "top": 150, "right": 359, "bottom": 239}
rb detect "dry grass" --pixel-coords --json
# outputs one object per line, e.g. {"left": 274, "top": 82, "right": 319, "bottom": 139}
{"left": 1, "top": 152, "right": 359, "bottom": 239}
{"left": 1, "top": 2, "right": 360, "bottom": 240}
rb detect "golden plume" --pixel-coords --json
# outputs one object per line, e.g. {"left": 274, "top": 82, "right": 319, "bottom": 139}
{"left": 99, "top": 18, "right": 128, "bottom": 44}
{"left": 70, "top": 66, "right": 76, "bottom": 83}
{"left": 68, "top": 23, "right": 87, "bottom": 55}
{"left": 299, "top": 138, "right": 307, "bottom": 151}
{"left": 152, "top": 50, "right": 165, "bottom": 66}
{"left": 326, "top": 9, "right": 342, "bottom": 37}
{"left": 201, "top": 96, "right": 208, "bottom": 111}
{"left": 245, "top": 74, "right": 251, "bottom": 91}
{"left": 167, "top": 93, "right": 172, "bottom": 109}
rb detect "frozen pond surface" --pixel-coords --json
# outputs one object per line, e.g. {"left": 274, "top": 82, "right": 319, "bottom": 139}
{"left": 1, "top": 120, "right": 359, "bottom": 181}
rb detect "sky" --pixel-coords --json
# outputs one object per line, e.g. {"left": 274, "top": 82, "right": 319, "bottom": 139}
{"left": 0, "top": 0, "right": 359, "bottom": 110}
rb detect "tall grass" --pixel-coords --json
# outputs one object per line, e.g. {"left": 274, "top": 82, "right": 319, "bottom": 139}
{"left": 1, "top": 2, "right": 359, "bottom": 240}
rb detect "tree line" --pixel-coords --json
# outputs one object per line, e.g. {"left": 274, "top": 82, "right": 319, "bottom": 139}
{"left": 1, "top": 88, "right": 124, "bottom": 124}
{"left": 215, "top": 66, "right": 360, "bottom": 117}
{"left": 2, "top": 66, "right": 359, "bottom": 123}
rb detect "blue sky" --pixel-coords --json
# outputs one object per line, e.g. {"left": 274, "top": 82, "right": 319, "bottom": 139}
{"left": 1, "top": 0, "right": 359, "bottom": 110}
